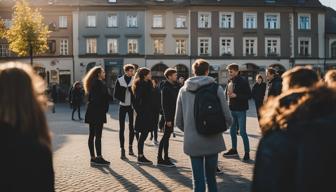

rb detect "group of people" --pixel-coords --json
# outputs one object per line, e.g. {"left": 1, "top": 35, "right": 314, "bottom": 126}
{"left": 1, "top": 59, "right": 336, "bottom": 192}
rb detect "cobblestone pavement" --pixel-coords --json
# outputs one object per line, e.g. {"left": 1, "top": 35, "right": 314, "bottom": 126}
{"left": 48, "top": 102, "right": 261, "bottom": 192}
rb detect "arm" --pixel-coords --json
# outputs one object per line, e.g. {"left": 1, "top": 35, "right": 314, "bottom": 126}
{"left": 235, "top": 80, "right": 252, "bottom": 100}
{"left": 113, "top": 80, "right": 122, "bottom": 101}
{"left": 217, "top": 86, "right": 233, "bottom": 128}
{"left": 161, "top": 87, "right": 173, "bottom": 122}
{"left": 174, "top": 89, "right": 184, "bottom": 131}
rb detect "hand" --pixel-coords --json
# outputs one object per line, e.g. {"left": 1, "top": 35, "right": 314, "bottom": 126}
{"left": 166, "top": 121, "right": 173, "bottom": 128}
{"left": 229, "top": 93, "right": 237, "bottom": 98}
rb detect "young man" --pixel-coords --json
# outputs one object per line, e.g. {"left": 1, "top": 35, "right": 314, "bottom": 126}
{"left": 114, "top": 64, "right": 135, "bottom": 159}
{"left": 264, "top": 68, "right": 282, "bottom": 102}
{"left": 157, "top": 68, "right": 180, "bottom": 167}
{"left": 175, "top": 59, "right": 232, "bottom": 191}
{"left": 224, "top": 64, "right": 252, "bottom": 161}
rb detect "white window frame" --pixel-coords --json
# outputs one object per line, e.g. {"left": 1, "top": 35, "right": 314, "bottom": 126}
{"left": 198, "top": 37, "right": 211, "bottom": 56}
{"left": 265, "top": 37, "right": 281, "bottom": 56}
{"left": 329, "top": 39, "right": 336, "bottom": 58}
{"left": 128, "top": 39, "right": 138, "bottom": 54}
{"left": 87, "top": 15, "right": 96, "bottom": 27}
{"left": 108, "top": 0, "right": 116, "bottom": 3}
{"left": 59, "top": 16, "right": 67, "bottom": 28}
{"left": 176, "top": 39, "right": 187, "bottom": 55}
{"left": 107, "top": 38, "right": 118, "bottom": 54}
{"left": 243, "top": 37, "right": 258, "bottom": 56}
{"left": 153, "top": 14, "right": 163, "bottom": 28}
{"left": 127, "top": 15, "right": 138, "bottom": 28}
{"left": 153, "top": 39, "right": 164, "bottom": 54}
{"left": 219, "top": 37, "right": 234, "bottom": 56}
{"left": 107, "top": 14, "right": 118, "bottom": 27}
{"left": 243, "top": 13, "right": 257, "bottom": 29}
{"left": 264, "top": 13, "right": 280, "bottom": 29}
{"left": 176, "top": 15, "right": 187, "bottom": 28}
{"left": 60, "top": 39, "right": 69, "bottom": 55}
{"left": 198, "top": 12, "right": 211, "bottom": 28}
{"left": 298, "top": 13, "right": 311, "bottom": 30}
{"left": 219, "top": 12, "right": 234, "bottom": 29}
{"left": 86, "top": 38, "right": 97, "bottom": 54}
{"left": 298, "top": 37, "right": 311, "bottom": 56}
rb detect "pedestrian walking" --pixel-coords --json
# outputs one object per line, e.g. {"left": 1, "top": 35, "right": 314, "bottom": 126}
{"left": 224, "top": 64, "right": 252, "bottom": 161}
{"left": 0, "top": 62, "right": 54, "bottom": 192}
{"left": 70, "top": 81, "right": 84, "bottom": 120}
{"left": 150, "top": 79, "right": 161, "bottom": 145}
{"left": 51, "top": 84, "right": 58, "bottom": 113}
{"left": 264, "top": 67, "right": 282, "bottom": 102}
{"left": 251, "top": 74, "right": 266, "bottom": 120}
{"left": 175, "top": 59, "right": 233, "bottom": 192}
{"left": 132, "top": 67, "right": 155, "bottom": 165}
{"left": 83, "top": 66, "right": 111, "bottom": 166}
{"left": 114, "top": 64, "right": 136, "bottom": 159}
{"left": 157, "top": 68, "right": 180, "bottom": 167}
{"left": 325, "top": 69, "right": 336, "bottom": 88}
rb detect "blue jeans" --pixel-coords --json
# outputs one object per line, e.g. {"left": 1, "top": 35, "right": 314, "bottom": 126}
{"left": 190, "top": 154, "right": 218, "bottom": 192}
{"left": 230, "top": 110, "right": 250, "bottom": 153}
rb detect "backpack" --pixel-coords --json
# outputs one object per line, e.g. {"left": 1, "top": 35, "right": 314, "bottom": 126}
{"left": 193, "top": 83, "right": 227, "bottom": 135}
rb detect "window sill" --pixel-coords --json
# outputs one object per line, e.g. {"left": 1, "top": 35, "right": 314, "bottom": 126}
{"left": 175, "top": 27, "right": 188, "bottom": 29}
{"left": 152, "top": 27, "right": 165, "bottom": 29}
{"left": 107, "top": 26, "right": 118, "bottom": 28}
{"left": 86, "top": 26, "right": 97, "bottom": 28}
{"left": 127, "top": 26, "right": 139, "bottom": 28}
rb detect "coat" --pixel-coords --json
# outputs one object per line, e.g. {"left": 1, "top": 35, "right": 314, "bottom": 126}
{"left": 85, "top": 79, "right": 110, "bottom": 125}
{"left": 114, "top": 75, "right": 134, "bottom": 106}
{"left": 227, "top": 75, "right": 252, "bottom": 111}
{"left": 0, "top": 122, "right": 55, "bottom": 192}
{"left": 267, "top": 76, "right": 282, "bottom": 98}
{"left": 133, "top": 80, "right": 155, "bottom": 132}
{"left": 175, "top": 76, "right": 233, "bottom": 157}
{"left": 161, "top": 80, "right": 180, "bottom": 122}
{"left": 252, "top": 82, "right": 266, "bottom": 103}
{"left": 70, "top": 87, "right": 84, "bottom": 106}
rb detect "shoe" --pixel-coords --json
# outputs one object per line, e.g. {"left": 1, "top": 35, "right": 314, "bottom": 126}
{"left": 72, "top": 117, "right": 75, "bottom": 121}
{"left": 137, "top": 156, "right": 153, "bottom": 165}
{"left": 150, "top": 135, "right": 153, "bottom": 141}
{"left": 129, "top": 147, "right": 135, "bottom": 156}
{"left": 121, "top": 149, "right": 127, "bottom": 159}
{"left": 223, "top": 149, "right": 238, "bottom": 157}
{"left": 243, "top": 153, "right": 250, "bottom": 161}
{"left": 153, "top": 140, "right": 159, "bottom": 145}
{"left": 79, "top": 117, "right": 83, "bottom": 120}
{"left": 216, "top": 167, "right": 223, "bottom": 175}
{"left": 158, "top": 158, "right": 175, "bottom": 168}
{"left": 92, "top": 157, "right": 110, "bottom": 165}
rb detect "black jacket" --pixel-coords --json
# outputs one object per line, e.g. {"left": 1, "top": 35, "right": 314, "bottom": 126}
{"left": 161, "top": 81, "right": 180, "bottom": 122}
{"left": 70, "top": 87, "right": 84, "bottom": 106}
{"left": 252, "top": 115, "right": 336, "bottom": 192}
{"left": 267, "top": 76, "right": 282, "bottom": 98}
{"left": 0, "top": 122, "right": 54, "bottom": 192}
{"left": 152, "top": 86, "right": 162, "bottom": 114}
{"left": 85, "top": 79, "right": 110, "bottom": 124}
{"left": 114, "top": 75, "right": 134, "bottom": 104}
{"left": 227, "top": 76, "right": 252, "bottom": 111}
{"left": 252, "top": 82, "right": 266, "bottom": 102}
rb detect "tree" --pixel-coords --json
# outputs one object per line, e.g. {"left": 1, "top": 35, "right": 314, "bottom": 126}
{"left": 5, "top": 0, "right": 50, "bottom": 65}
{"left": 0, "top": 19, "right": 5, "bottom": 38}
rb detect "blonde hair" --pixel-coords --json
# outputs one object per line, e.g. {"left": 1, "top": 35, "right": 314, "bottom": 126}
{"left": 82, "top": 66, "right": 103, "bottom": 94}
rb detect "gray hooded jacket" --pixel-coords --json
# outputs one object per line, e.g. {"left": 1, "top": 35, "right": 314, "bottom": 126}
{"left": 175, "top": 76, "right": 233, "bottom": 157}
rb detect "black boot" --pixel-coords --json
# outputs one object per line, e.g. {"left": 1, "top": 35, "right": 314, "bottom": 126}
{"left": 121, "top": 148, "right": 126, "bottom": 160}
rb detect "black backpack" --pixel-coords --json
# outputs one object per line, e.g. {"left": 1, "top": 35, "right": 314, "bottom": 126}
{"left": 193, "top": 83, "right": 227, "bottom": 135}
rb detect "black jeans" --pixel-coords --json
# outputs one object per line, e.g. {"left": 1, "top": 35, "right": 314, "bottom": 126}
{"left": 254, "top": 100, "right": 263, "bottom": 120}
{"left": 151, "top": 112, "right": 160, "bottom": 141}
{"left": 138, "top": 130, "right": 149, "bottom": 155}
{"left": 88, "top": 123, "right": 103, "bottom": 157}
{"left": 158, "top": 124, "right": 173, "bottom": 160}
{"left": 119, "top": 105, "right": 134, "bottom": 149}
{"left": 72, "top": 104, "right": 81, "bottom": 119}
{"left": 159, "top": 115, "right": 165, "bottom": 130}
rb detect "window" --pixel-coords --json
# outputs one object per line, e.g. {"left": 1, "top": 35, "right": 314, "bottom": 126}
{"left": 59, "top": 16, "right": 67, "bottom": 28}
{"left": 176, "top": 39, "right": 187, "bottom": 55}
{"left": 47, "top": 40, "right": 56, "bottom": 54}
{"left": 107, "top": 39, "right": 118, "bottom": 54}
{"left": 108, "top": 0, "right": 116, "bottom": 3}
{"left": 265, "top": 13, "right": 280, "bottom": 29}
{"left": 153, "top": 15, "right": 163, "bottom": 28}
{"left": 243, "top": 37, "right": 257, "bottom": 56}
{"left": 198, "top": 37, "right": 211, "bottom": 56}
{"left": 265, "top": 37, "right": 280, "bottom": 56}
{"left": 86, "top": 38, "right": 97, "bottom": 54}
{"left": 220, "top": 37, "right": 234, "bottom": 56}
{"left": 331, "top": 41, "right": 336, "bottom": 58}
{"left": 244, "top": 13, "right": 257, "bottom": 29}
{"left": 176, "top": 15, "right": 187, "bottom": 28}
{"left": 153, "top": 39, "right": 164, "bottom": 54}
{"left": 107, "top": 14, "right": 118, "bottom": 27}
{"left": 87, "top": 15, "right": 96, "bottom": 27}
{"left": 298, "top": 14, "right": 311, "bottom": 30}
{"left": 128, "top": 39, "right": 138, "bottom": 54}
{"left": 60, "top": 39, "right": 68, "bottom": 55}
{"left": 0, "top": 44, "right": 11, "bottom": 57}
{"left": 198, "top": 12, "right": 211, "bottom": 28}
{"left": 127, "top": 15, "right": 138, "bottom": 28}
{"left": 220, "top": 12, "right": 234, "bottom": 29}
{"left": 298, "top": 37, "right": 311, "bottom": 56}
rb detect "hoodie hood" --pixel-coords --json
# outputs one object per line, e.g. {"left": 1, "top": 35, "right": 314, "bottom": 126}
{"left": 185, "top": 76, "right": 215, "bottom": 92}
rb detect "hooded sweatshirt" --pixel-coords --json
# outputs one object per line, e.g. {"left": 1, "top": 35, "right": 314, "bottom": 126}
{"left": 175, "top": 76, "right": 233, "bottom": 157}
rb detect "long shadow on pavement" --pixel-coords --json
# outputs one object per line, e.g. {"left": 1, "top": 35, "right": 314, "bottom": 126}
{"left": 217, "top": 166, "right": 252, "bottom": 192}
{"left": 157, "top": 166, "right": 193, "bottom": 189}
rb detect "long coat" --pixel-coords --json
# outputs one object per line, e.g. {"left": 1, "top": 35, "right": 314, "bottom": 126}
{"left": 133, "top": 80, "right": 155, "bottom": 133}
{"left": 85, "top": 79, "right": 110, "bottom": 125}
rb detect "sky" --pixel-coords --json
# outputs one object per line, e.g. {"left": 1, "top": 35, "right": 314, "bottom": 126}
{"left": 320, "top": 0, "right": 336, "bottom": 10}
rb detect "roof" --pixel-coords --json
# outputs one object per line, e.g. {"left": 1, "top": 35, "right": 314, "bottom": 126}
{"left": 189, "top": 0, "right": 323, "bottom": 7}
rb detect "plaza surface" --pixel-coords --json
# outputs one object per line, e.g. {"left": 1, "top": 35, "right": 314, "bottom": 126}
{"left": 49, "top": 102, "right": 261, "bottom": 192}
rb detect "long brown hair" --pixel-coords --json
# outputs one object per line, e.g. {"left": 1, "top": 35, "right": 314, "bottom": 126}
{"left": 132, "top": 67, "right": 151, "bottom": 94}
{"left": 82, "top": 66, "right": 103, "bottom": 94}
{"left": 0, "top": 62, "right": 51, "bottom": 147}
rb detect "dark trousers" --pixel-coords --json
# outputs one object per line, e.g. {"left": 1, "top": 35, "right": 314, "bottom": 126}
{"left": 88, "top": 123, "right": 103, "bottom": 157}
{"left": 159, "top": 115, "right": 165, "bottom": 131}
{"left": 158, "top": 124, "right": 173, "bottom": 160}
{"left": 119, "top": 105, "right": 134, "bottom": 149}
{"left": 254, "top": 100, "right": 263, "bottom": 120}
{"left": 138, "top": 130, "right": 149, "bottom": 155}
{"left": 151, "top": 112, "right": 160, "bottom": 141}
{"left": 72, "top": 104, "right": 81, "bottom": 119}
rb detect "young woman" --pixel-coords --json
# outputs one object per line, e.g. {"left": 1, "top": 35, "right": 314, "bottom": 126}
{"left": 70, "top": 81, "right": 84, "bottom": 120}
{"left": 150, "top": 79, "right": 161, "bottom": 145}
{"left": 0, "top": 62, "right": 54, "bottom": 191}
{"left": 132, "top": 67, "right": 155, "bottom": 164}
{"left": 251, "top": 74, "right": 266, "bottom": 120}
{"left": 83, "top": 66, "right": 111, "bottom": 165}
